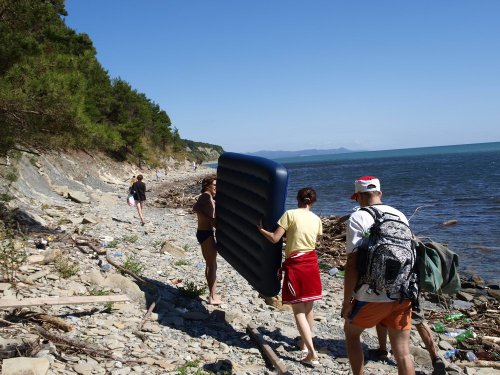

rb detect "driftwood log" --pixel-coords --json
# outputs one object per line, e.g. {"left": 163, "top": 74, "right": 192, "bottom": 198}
{"left": 455, "top": 360, "right": 500, "bottom": 369}
{"left": 247, "top": 323, "right": 290, "bottom": 375}
{"left": 33, "top": 313, "right": 73, "bottom": 332}
{"left": 33, "top": 325, "right": 136, "bottom": 362}
{"left": 137, "top": 296, "right": 160, "bottom": 332}
{"left": 0, "top": 295, "right": 129, "bottom": 308}
{"left": 105, "top": 251, "right": 157, "bottom": 291}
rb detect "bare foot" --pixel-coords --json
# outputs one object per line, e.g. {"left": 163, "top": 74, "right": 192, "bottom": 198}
{"left": 208, "top": 295, "right": 222, "bottom": 305}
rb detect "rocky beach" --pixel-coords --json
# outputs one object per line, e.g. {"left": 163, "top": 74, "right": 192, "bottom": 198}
{"left": 0, "top": 151, "right": 498, "bottom": 375}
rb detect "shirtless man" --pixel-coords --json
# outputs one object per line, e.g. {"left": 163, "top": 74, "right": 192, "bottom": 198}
{"left": 193, "top": 175, "right": 222, "bottom": 305}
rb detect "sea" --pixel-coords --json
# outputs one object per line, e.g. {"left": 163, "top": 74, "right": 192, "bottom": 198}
{"left": 275, "top": 142, "right": 500, "bottom": 285}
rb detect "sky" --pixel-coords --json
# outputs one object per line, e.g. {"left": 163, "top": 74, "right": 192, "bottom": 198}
{"left": 64, "top": 1, "right": 500, "bottom": 153}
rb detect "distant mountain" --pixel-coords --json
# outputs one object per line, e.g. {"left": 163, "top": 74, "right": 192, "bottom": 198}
{"left": 247, "top": 147, "right": 356, "bottom": 159}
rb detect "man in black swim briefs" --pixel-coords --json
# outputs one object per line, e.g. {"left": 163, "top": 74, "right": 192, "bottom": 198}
{"left": 196, "top": 229, "right": 214, "bottom": 244}
{"left": 192, "top": 175, "right": 222, "bottom": 305}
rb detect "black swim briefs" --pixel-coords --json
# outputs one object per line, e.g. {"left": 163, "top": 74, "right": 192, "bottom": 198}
{"left": 196, "top": 229, "right": 214, "bottom": 244}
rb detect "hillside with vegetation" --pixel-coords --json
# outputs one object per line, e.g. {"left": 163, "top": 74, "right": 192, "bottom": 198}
{"left": 0, "top": 0, "right": 223, "bottom": 166}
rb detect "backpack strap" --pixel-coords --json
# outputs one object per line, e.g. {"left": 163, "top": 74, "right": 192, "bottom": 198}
{"left": 360, "top": 206, "right": 383, "bottom": 220}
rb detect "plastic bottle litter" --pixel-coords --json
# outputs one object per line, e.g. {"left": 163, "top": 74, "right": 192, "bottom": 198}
{"left": 100, "top": 241, "right": 108, "bottom": 248}
{"left": 466, "top": 351, "right": 478, "bottom": 362}
{"left": 433, "top": 323, "right": 445, "bottom": 333}
{"left": 336, "top": 270, "right": 345, "bottom": 278}
{"left": 444, "top": 329, "right": 466, "bottom": 337}
{"left": 444, "top": 349, "right": 459, "bottom": 359}
{"left": 328, "top": 267, "right": 339, "bottom": 276}
{"left": 455, "top": 329, "right": 475, "bottom": 342}
{"left": 444, "top": 312, "right": 465, "bottom": 321}
{"left": 112, "top": 251, "right": 123, "bottom": 257}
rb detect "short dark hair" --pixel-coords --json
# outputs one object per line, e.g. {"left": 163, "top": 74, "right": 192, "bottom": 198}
{"left": 296, "top": 187, "right": 317, "bottom": 205}
{"left": 201, "top": 175, "right": 216, "bottom": 193}
{"left": 137, "top": 175, "right": 143, "bottom": 181}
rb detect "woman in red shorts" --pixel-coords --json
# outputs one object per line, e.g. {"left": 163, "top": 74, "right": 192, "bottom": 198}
{"left": 258, "top": 187, "right": 323, "bottom": 367}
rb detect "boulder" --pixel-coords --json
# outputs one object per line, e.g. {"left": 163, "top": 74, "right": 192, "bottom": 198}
{"left": 44, "top": 208, "right": 62, "bottom": 218}
{"left": 487, "top": 289, "right": 500, "bottom": 301}
{"left": 27, "top": 254, "right": 45, "bottom": 264}
{"left": 12, "top": 209, "right": 48, "bottom": 228}
{"left": 82, "top": 214, "right": 98, "bottom": 224}
{"left": 27, "top": 248, "right": 61, "bottom": 265}
{"left": 2, "top": 357, "right": 50, "bottom": 375}
{"left": 67, "top": 191, "right": 90, "bottom": 204}
{"left": 161, "top": 241, "right": 186, "bottom": 258}
{"left": 41, "top": 248, "right": 62, "bottom": 264}
{"left": 410, "top": 346, "right": 432, "bottom": 366}
{"left": 52, "top": 185, "right": 69, "bottom": 197}
{"left": 457, "top": 291, "right": 474, "bottom": 302}
{"left": 103, "top": 274, "right": 145, "bottom": 305}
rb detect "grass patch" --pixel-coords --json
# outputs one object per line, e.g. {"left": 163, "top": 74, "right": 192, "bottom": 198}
{"left": 89, "top": 288, "right": 110, "bottom": 296}
{"left": 0, "top": 193, "right": 15, "bottom": 202}
{"left": 174, "top": 259, "right": 190, "bottom": 266}
{"left": 29, "top": 156, "right": 38, "bottom": 166}
{"left": 122, "top": 256, "right": 144, "bottom": 275}
{"left": 175, "top": 360, "right": 211, "bottom": 375}
{"left": 0, "top": 231, "right": 27, "bottom": 282}
{"left": 5, "top": 172, "right": 18, "bottom": 183}
{"left": 153, "top": 240, "right": 166, "bottom": 249}
{"left": 122, "top": 234, "right": 138, "bottom": 243}
{"left": 104, "top": 302, "right": 114, "bottom": 310}
{"left": 178, "top": 281, "right": 207, "bottom": 298}
{"left": 107, "top": 239, "right": 119, "bottom": 248}
{"left": 90, "top": 289, "right": 115, "bottom": 309}
{"left": 55, "top": 257, "right": 80, "bottom": 278}
{"left": 57, "top": 218, "right": 73, "bottom": 225}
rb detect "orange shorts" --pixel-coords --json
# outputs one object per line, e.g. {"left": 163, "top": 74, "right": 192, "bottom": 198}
{"left": 349, "top": 300, "right": 412, "bottom": 330}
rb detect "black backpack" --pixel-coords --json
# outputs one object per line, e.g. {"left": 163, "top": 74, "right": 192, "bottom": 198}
{"left": 356, "top": 206, "right": 418, "bottom": 303}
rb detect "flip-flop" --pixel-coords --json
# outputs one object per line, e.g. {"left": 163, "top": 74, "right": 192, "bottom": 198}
{"left": 300, "top": 358, "right": 320, "bottom": 367}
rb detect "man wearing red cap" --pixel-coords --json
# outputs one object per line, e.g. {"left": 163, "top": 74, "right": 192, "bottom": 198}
{"left": 342, "top": 176, "right": 415, "bottom": 375}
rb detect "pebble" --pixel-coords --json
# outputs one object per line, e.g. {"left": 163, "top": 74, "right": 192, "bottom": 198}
{"left": 6, "top": 159, "right": 491, "bottom": 375}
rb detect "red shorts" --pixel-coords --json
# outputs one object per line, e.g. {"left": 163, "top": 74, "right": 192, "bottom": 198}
{"left": 349, "top": 300, "right": 412, "bottom": 330}
{"left": 280, "top": 251, "right": 322, "bottom": 304}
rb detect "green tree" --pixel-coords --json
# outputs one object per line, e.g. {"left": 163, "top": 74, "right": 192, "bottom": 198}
{"left": 0, "top": 0, "right": 222, "bottom": 163}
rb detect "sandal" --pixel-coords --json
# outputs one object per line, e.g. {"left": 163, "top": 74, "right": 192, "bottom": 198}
{"left": 300, "top": 358, "right": 320, "bottom": 367}
{"left": 432, "top": 357, "right": 446, "bottom": 375}
{"left": 367, "top": 349, "right": 389, "bottom": 361}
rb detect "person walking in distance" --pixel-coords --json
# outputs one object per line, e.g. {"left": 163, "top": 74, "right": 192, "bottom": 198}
{"left": 258, "top": 187, "right": 323, "bottom": 367}
{"left": 129, "top": 175, "right": 137, "bottom": 187}
{"left": 193, "top": 175, "right": 222, "bottom": 305}
{"left": 131, "top": 175, "right": 146, "bottom": 226}
{"left": 342, "top": 176, "right": 416, "bottom": 375}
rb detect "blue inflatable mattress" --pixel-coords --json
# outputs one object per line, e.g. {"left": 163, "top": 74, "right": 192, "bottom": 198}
{"left": 216, "top": 152, "right": 289, "bottom": 297}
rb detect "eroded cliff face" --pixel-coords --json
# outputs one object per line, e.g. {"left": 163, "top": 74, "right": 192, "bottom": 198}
{"left": 0, "top": 150, "right": 200, "bottom": 230}
{"left": 183, "top": 144, "right": 223, "bottom": 163}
